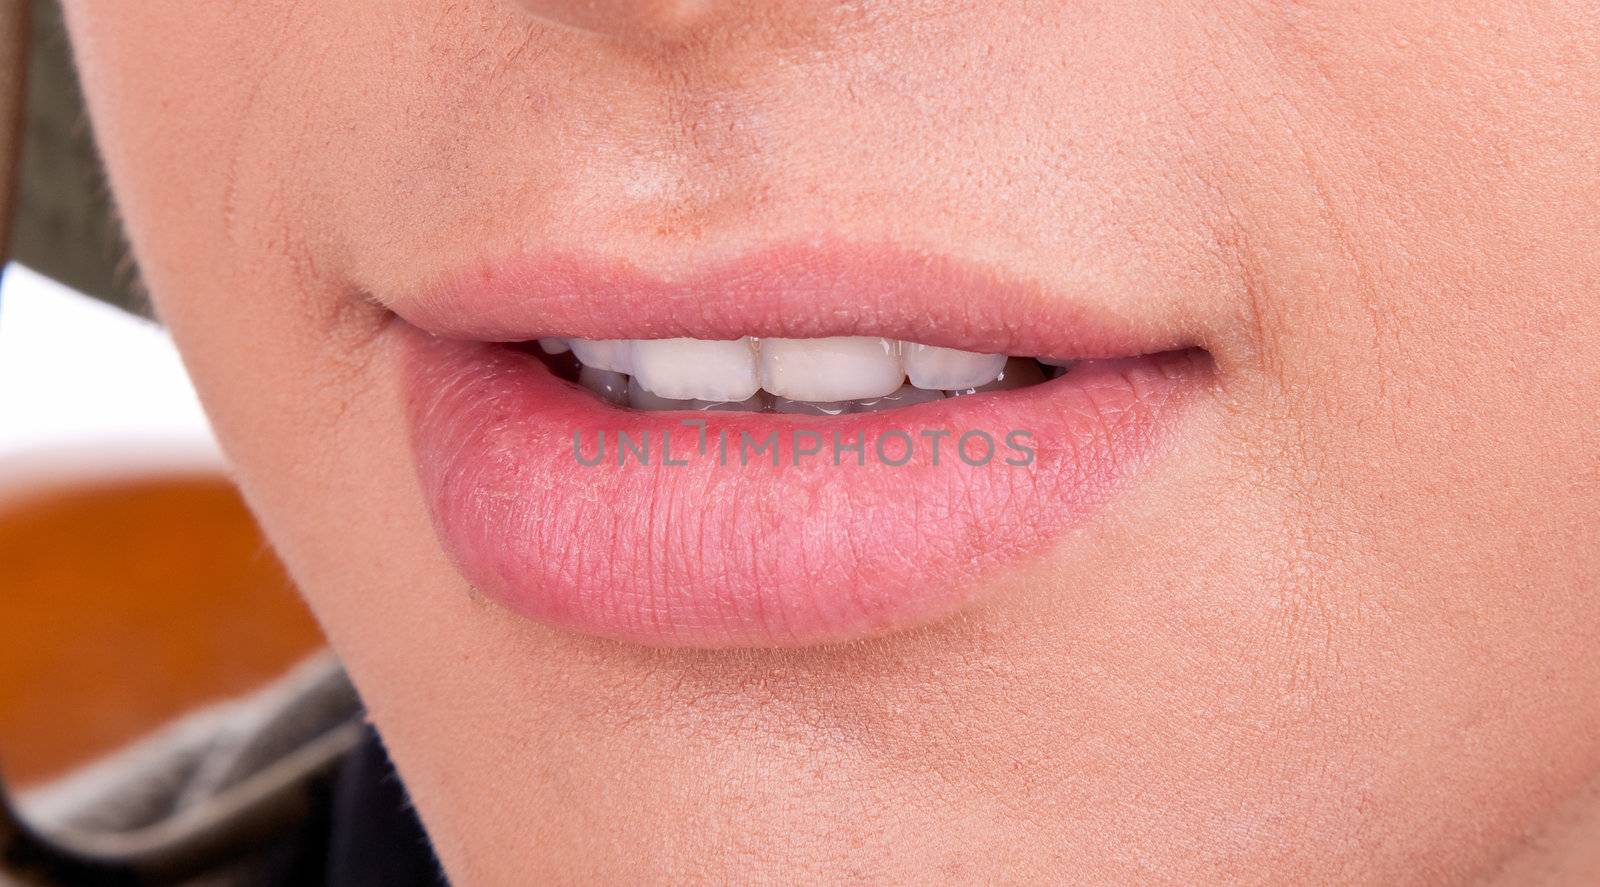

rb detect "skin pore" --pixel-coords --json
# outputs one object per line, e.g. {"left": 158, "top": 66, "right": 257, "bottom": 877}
{"left": 60, "top": 1, "right": 1599, "bottom": 883}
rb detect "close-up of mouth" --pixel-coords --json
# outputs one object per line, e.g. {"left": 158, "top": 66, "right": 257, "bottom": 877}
{"left": 14, "top": 2, "right": 1600, "bottom": 882}
{"left": 393, "top": 242, "right": 1215, "bottom": 647}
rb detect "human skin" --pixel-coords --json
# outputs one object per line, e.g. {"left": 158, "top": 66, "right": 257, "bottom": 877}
{"left": 60, "top": 1, "right": 1600, "bottom": 883}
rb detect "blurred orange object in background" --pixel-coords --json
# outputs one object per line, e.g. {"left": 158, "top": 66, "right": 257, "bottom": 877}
{"left": 0, "top": 472, "right": 324, "bottom": 787}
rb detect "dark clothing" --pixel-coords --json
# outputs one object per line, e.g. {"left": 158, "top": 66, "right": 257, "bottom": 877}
{"left": 321, "top": 730, "right": 441, "bottom": 887}
{"left": 7, "top": 655, "right": 444, "bottom": 886}
{"left": 238, "top": 726, "right": 443, "bottom": 887}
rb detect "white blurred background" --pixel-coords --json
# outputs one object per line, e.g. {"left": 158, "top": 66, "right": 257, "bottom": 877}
{"left": 0, "top": 262, "right": 220, "bottom": 487}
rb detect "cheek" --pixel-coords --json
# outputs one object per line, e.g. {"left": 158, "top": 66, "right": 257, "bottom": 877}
{"left": 58, "top": 2, "right": 411, "bottom": 580}
{"left": 59, "top": 1, "right": 332, "bottom": 324}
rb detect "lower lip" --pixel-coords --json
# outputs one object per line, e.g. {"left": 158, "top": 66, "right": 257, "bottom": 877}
{"left": 401, "top": 326, "right": 1210, "bottom": 647}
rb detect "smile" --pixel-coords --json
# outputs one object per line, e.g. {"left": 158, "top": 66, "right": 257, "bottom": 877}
{"left": 533, "top": 335, "right": 1070, "bottom": 414}
{"left": 392, "top": 242, "right": 1214, "bottom": 647}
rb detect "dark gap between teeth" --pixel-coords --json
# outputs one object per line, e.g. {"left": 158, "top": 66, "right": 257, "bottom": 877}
{"left": 520, "top": 341, "right": 582, "bottom": 381}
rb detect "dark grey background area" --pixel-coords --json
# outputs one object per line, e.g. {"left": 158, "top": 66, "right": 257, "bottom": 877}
{"left": 12, "top": 0, "right": 142, "bottom": 316}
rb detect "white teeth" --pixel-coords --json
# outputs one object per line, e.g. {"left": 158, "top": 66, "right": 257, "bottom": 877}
{"left": 946, "top": 357, "right": 1046, "bottom": 396}
{"left": 693, "top": 393, "right": 770, "bottom": 412}
{"left": 557, "top": 337, "right": 1059, "bottom": 412}
{"left": 623, "top": 388, "right": 768, "bottom": 412}
{"left": 579, "top": 366, "right": 629, "bottom": 406}
{"left": 569, "top": 339, "right": 634, "bottom": 374}
{"left": 772, "top": 397, "right": 851, "bottom": 416}
{"left": 903, "top": 344, "right": 1006, "bottom": 390}
{"left": 853, "top": 384, "right": 946, "bottom": 413}
{"left": 759, "top": 336, "right": 904, "bottom": 402}
{"left": 630, "top": 337, "right": 760, "bottom": 402}
{"left": 627, "top": 380, "right": 690, "bottom": 411}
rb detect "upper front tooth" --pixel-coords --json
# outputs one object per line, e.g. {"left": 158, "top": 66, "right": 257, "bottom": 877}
{"left": 852, "top": 383, "right": 945, "bottom": 413}
{"left": 627, "top": 379, "right": 691, "bottom": 411}
{"left": 693, "top": 393, "right": 770, "bottom": 412}
{"left": 759, "top": 337, "right": 904, "bottom": 401}
{"left": 631, "top": 338, "right": 760, "bottom": 402}
{"left": 904, "top": 344, "right": 1006, "bottom": 390}
{"left": 771, "top": 397, "right": 851, "bottom": 416}
{"left": 569, "top": 339, "right": 634, "bottom": 374}
{"left": 946, "top": 357, "right": 1046, "bottom": 396}
{"left": 537, "top": 337, "right": 571, "bottom": 355}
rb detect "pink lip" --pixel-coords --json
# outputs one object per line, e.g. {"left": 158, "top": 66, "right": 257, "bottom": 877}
{"left": 397, "top": 241, "right": 1195, "bottom": 359}
{"left": 396, "top": 243, "right": 1211, "bottom": 647}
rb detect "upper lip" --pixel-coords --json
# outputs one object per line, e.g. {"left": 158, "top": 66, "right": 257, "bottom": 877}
{"left": 388, "top": 239, "right": 1201, "bottom": 361}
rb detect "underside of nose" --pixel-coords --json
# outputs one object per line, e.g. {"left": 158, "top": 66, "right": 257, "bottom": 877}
{"left": 510, "top": 0, "right": 719, "bottom": 38}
